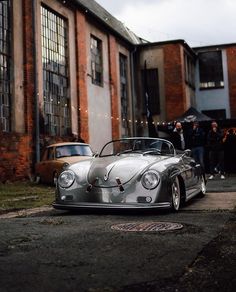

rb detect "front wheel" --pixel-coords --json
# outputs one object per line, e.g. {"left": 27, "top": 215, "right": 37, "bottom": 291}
{"left": 199, "top": 175, "right": 206, "bottom": 197}
{"left": 171, "top": 177, "right": 181, "bottom": 211}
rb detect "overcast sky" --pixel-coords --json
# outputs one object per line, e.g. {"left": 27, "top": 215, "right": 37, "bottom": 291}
{"left": 95, "top": 0, "right": 236, "bottom": 47}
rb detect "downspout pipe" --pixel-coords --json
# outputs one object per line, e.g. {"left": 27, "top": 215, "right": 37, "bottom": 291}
{"left": 32, "top": 0, "right": 40, "bottom": 164}
{"left": 130, "top": 46, "right": 137, "bottom": 136}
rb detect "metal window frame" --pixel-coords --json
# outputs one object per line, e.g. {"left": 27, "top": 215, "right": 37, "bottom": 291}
{"left": 90, "top": 34, "right": 103, "bottom": 86}
{"left": 41, "top": 5, "right": 71, "bottom": 136}
{"left": 0, "top": 0, "right": 12, "bottom": 132}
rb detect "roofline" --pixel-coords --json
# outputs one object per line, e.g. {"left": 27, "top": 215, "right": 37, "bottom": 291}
{"left": 193, "top": 42, "right": 236, "bottom": 50}
{"left": 71, "top": 0, "right": 137, "bottom": 46}
{"left": 136, "top": 39, "right": 196, "bottom": 56}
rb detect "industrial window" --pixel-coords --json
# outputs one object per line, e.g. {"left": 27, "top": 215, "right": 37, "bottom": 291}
{"left": 90, "top": 35, "right": 103, "bottom": 86}
{"left": 141, "top": 68, "right": 160, "bottom": 115}
{"left": 0, "top": 0, "right": 11, "bottom": 132}
{"left": 198, "top": 51, "right": 224, "bottom": 89}
{"left": 119, "top": 54, "right": 129, "bottom": 132}
{"left": 184, "top": 53, "right": 195, "bottom": 89}
{"left": 41, "top": 5, "right": 71, "bottom": 136}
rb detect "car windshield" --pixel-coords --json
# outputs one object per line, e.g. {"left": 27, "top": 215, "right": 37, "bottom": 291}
{"left": 56, "top": 145, "right": 93, "bottom": 158}
{"left": 99, "top": 138, "right": 175, "bottom": 157}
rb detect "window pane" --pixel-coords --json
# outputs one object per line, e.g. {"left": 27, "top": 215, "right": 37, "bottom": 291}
{"left": 142, "top": 68, "right": 160, "bottom": 115}
{"left": 199, "top": 51, "right": 224, "bottom": 89}
{"left": 41, "top": 5, "right": 71, "bottom": 136}
{"left": 119, "top": 54, "right": 130, "bottom": 134}
{"left": 90, "top": 35, "right": 103, "bottom": 86}
{"left": 0, "top": 0, "right": 11, "bottom": 132}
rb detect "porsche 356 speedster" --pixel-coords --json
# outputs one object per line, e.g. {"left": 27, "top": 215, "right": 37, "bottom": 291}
{"left": 53, "top": 137, "right": 206, "bottom": 212}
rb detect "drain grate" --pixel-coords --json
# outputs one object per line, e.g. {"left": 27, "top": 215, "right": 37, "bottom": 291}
{"left": 111, "top": 222, "right": 183, "bottom": 232}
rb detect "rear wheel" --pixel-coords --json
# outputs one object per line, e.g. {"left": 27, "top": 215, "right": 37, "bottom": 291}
{"left": 171, "top": 177, "right": 181, "bottom": 211}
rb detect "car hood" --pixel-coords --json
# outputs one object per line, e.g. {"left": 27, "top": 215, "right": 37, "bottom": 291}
{"left": 87, "top": 155, "right": 163, "bottom": 187}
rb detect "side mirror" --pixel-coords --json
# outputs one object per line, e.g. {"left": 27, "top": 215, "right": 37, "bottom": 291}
{"left": 184, "top": 149, "right": 192, "bottom": 157}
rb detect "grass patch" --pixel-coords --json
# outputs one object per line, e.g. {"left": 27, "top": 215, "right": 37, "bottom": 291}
{"left": 0, "top": 181, "right": 55, "bottom": 214}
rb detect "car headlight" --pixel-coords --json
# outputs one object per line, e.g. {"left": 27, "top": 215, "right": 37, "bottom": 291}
{"left": 58, "top": 170, "right": 75, "bottom": 188}
{"left": 141, "top": 170, "right": 160, "bottom": 190}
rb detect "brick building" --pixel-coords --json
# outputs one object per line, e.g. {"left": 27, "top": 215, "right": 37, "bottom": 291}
{"left": 0, "top": 0, "right": 143, "bottom": 181}
{"left": 194, "top": 43, "right": 236, "bottom": 120}
{"left": 1, "top": 0, "right": 236, "bottom": 181}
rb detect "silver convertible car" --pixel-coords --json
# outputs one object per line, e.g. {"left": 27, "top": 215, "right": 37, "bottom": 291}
{"left": 53, "top": 137, "right": 206, "bottom": 212}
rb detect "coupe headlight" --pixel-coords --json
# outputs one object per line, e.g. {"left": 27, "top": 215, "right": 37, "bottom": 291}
{"left": 58, "top": 170, "right": 75, "bottom": 188}
{"left": 141, "top": 170, "right": 160, "bottom": 190}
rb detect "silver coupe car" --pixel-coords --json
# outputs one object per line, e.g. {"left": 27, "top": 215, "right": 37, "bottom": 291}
{"left": 53, "top": 137, "right": 206, "bottom": 212}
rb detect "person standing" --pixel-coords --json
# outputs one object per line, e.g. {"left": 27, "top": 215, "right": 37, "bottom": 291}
{"left": 224, "top": 128, "right": 236, "bottom": 173}
{"left": 187, "top": 121, "right": 205, "bottom": 171}
{"left": 171, "top": 121, "right": 186, "bottom": 151}
{"left": 207, "top": 121, "right": 225, "bottom": 179}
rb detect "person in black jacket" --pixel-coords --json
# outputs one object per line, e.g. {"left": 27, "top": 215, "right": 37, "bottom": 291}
{"left": 187, "top": 121, "right": 205, "bottom": 171}
{"left": 224, "top": 128, "right": 236, "bottom": 173}
{"left": 171, "top": 121, "right": 187, "bottom": 151}
{"left": 207, "top": 121, "right": 225, "bottom": 179}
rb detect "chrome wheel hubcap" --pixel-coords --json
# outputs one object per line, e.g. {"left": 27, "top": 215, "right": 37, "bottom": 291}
{"left": 172, "top": 180, "right": 180, "bottom": 210}
{"left": 201, "top": 177, "right": 206, "bottom": 194}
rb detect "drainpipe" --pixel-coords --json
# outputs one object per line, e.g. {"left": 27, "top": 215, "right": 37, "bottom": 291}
{"left": 32, "top": 0, "right": 40, "bottom": 164}
{"left": 130, "top": 46, "right": 137, "bottom": 136}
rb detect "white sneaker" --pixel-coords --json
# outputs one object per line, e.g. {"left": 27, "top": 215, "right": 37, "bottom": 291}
{"left": 220, "top": 175, "right": 225, "bottom": 179}
{"left": 208, "top": 175, "right": 214, "bottom": 180}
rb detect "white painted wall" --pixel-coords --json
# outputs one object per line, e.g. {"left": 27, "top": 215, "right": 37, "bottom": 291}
{"left": 86, "top": 25, "right": 112, "bottom": 153}
{"left": 13, "top": 0, "right": 25, "bottom": 133}
{"left": 195, "top": 50, "right": 230, "bottom": 118}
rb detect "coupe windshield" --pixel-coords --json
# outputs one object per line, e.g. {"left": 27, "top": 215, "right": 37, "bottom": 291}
{"left": 56, "top": 145, "right": 93, "bottom": 158}
{"left": 100, "top": 138, "right": 174, "bottom": 157}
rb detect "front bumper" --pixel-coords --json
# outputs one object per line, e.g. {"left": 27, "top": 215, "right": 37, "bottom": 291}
{"left": 52, "top": 201, "right": 171, "bottom": 211}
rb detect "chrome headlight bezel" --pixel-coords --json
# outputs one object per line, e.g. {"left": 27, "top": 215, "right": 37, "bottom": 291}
{"left": 141, "top": 170, "right": 160, "bottom": 190}
{"left": 58, "top": 170, "right": 75, "bottom": 188}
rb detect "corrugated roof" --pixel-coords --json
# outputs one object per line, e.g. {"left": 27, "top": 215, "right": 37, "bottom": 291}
{"left": 73, "top": 0, "right": 145, "bottom": 44}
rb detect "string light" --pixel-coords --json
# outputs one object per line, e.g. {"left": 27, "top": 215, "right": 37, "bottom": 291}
{"left": 77, "top": 107, "right": 173, "bottom": 128}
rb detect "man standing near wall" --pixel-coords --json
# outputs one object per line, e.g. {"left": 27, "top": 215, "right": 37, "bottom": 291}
{"left": 170, "top": 121, "right": 187, "bottom": 151}
{"left": 207, "top": 121, "right": 225, "bottom": 180}
{"left": 187, "top": 121, "right": 206, "bottom": 171}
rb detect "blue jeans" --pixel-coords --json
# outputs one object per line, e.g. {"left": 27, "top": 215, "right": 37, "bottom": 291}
{"left": 192, "top": 146, "right": 205, "bottom": 170}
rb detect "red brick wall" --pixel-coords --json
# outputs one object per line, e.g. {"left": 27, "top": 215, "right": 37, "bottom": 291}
{"left": 226, "top": 46, "right": 236, "bottom": 118}
{"left": 0, "top": 133, "right": 31, "bottom": 182}
{"left": 0, "top": 0, "right": 35, "bottom": 182}
{"left": 108, "top": 35, "right": 120, "bottom": 140}
{"left": 164, "top": 44, "right": 186, "bottom": 121}
{"left": 76, "top": 11, "right": 89, "bottom": 143}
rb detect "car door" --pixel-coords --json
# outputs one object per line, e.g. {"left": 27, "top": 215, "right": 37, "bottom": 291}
{"left": 39, "top": 147, "right": 55, "bottom": 183}
{"left": 181, "top": 153, "right": 199, "bottom": 198}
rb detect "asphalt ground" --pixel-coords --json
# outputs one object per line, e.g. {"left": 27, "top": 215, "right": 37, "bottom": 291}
{"left": 0, "top": 209, "right": 235, "bottom": 292}
{"left": 0, "top": 176, "right": 235, "bottom": 291}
